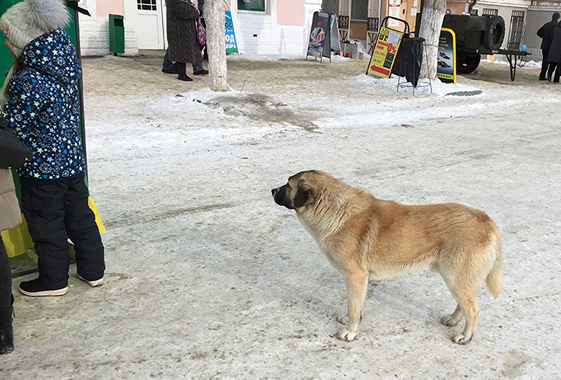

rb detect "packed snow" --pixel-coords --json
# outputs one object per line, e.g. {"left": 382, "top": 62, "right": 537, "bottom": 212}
{"left": 2, "top": 53, "right": 560, "bottom": 379}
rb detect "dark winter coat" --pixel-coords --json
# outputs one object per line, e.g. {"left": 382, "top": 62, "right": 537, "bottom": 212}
{"left": 5, "top": 29, "right": 85, "bottom": 186}
{"left": 165, "top": 0, "right": 202, "bottom": 64}
{"left": 548, "top": 23, "right": 561, "bottom": 64}
{"left": 537, "top": 19, "right": 559, "bottom": 50}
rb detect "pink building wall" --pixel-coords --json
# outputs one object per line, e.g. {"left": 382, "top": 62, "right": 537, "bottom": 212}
{"left": 96, "top": 0, "right": 123, "bottom": 18}
{"left": 277, "top": 0, "right": 304, "bottom": 26}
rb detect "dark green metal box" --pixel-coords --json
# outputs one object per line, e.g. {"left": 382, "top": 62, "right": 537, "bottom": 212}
{"left": 109, "top": 14, "right": 125, "bottom": 54}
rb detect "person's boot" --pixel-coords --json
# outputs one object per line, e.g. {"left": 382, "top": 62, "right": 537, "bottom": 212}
{"left": 162, "top": 62, "right": 178, "bottom": 74}
{"left": 193, "top": 68, "right": 209, "bottom": 75}
{"left": 176, "top": 62, "right": 193, "bottom": 81}
{"left": 19, "top": 278, "right": 68, "bottom": 297}
{"left": 0, "top": 304, "right": 14, "bottom": 355}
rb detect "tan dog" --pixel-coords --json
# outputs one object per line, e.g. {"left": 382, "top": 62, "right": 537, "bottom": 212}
{"left": 272, "top": 170, "right": 502, "bottom": 344}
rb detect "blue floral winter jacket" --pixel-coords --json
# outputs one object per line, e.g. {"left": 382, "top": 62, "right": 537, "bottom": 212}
{"left": 5, "top": 29, "right": 85, "bottom": 185}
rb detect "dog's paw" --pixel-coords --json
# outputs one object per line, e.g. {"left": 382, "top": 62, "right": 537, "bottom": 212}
{"left": 337, "top": 329, "right": 358, "bottom": 341}
{"left": 440, "top": 315, "right": 460, "bottom": 327}
{"left": 452, "top": 333, "right": 472, "bottom": 345}
{"left": 336, "top": 315, "right": 349, "bottom": 325}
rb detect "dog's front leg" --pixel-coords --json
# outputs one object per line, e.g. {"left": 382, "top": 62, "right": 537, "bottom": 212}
{"left": 337, "top": 271, "right": 369, "bottom": 341}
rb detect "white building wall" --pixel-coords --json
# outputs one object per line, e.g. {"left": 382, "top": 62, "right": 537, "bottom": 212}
{"left": 122, "top": 1, "right": 139, "bottom": 56}
{"left": 476, "top": 0, "right": 531, "bottom": 6}
{"left": 78, "top": 0, "right": 138, "bottom": 56}
{"left": 231, "top": 0, "right": 322, "bottom": 56}
{"left": 77, "top": 0, "right": 107, "bottom": 56}
{"left": 231, "top": 13, "right": 302, "bottom": 55}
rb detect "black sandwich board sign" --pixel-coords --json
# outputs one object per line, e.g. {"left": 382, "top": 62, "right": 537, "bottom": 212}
{"left": 306, "top": 11, "right": 340, "bottom": 62}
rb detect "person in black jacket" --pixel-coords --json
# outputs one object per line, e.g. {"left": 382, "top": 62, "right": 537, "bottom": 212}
{"left": 547, "top": 21, "right": 561, "bottom": 82}
{"left": 537, "top": 12, "right": 560, "bottom": 80}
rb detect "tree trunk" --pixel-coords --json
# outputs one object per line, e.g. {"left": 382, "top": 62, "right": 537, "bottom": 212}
{"left": 418, "top": 0, "right": 446, "bottom": 80}
{"left": 205, "top": 0, "right": 229, "bottom": 91}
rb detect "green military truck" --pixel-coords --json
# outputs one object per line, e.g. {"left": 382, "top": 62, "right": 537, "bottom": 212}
{"left": 440, "top": 13, "right": 529, "bottom": 80}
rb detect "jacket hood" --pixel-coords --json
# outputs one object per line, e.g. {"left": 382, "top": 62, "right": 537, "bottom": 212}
{"left": 20, "top": 28, "right": 81, "bottom": 84}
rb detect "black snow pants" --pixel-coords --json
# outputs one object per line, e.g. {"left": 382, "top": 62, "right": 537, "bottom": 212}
{"left": 21, "top": 173, "right": 105, "bottom": 289}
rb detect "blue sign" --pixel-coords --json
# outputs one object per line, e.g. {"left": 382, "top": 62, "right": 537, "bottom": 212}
{"left": 225, "top": 10, "right": 238, "bottom": 53}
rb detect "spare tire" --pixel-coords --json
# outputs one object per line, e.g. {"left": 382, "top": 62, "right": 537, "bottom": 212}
{"left": 483, "top": 16, "right": 505, "bottom": 50}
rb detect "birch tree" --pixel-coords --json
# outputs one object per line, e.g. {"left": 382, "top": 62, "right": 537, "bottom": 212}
{"left": 205, "top": 0, "right": 230, "bottom": 91}
{"left": 418, "top": 0, "right": 446, "bottom": 79}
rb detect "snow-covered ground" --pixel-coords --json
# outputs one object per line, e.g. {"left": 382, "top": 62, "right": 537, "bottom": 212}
{"left": 2, "top": 53, "right": 560, "bottom": 379}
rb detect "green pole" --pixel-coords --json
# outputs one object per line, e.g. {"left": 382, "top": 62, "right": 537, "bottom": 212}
{"left": 0, "top": 0, "right": 20, "bottom": 78}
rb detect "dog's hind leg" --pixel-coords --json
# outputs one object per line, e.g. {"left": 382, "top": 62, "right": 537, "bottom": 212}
{"left": 337, "top": 271, "right": 369, "bottom": 342}
{"left": 438, "top": 251, "right": 488, "bottom": 344}
{"left": 441, "top": 304, "right": 463, "bottom": 327}
{"left": 434, "top": 264, "right": 467, "bottom": 328}
{"left": 449, "top": 289, "right": 479, "bottom": 345}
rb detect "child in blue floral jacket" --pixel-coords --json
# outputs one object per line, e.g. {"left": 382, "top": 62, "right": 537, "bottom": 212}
{"left": 1, "top": 0, "right": 105, "bottom": 296}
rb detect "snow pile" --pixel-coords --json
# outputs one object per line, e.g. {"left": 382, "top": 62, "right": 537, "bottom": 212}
{"left": 350, "top": 74, "right": 483, "bottom": 96}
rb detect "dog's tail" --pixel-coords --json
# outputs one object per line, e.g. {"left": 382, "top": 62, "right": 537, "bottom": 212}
{"left": 485, "top": 230, "right": 503, "bottom": 298}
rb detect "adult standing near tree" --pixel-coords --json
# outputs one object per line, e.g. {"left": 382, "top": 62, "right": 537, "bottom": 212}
{"left": 547, "top": 20, "right": 561, "bottom": 83}
{"left": 165, "top": 0, "right": 208, "bottom": 81}
{"left": 537, "top": 12, "right": 560, "bottom": 81}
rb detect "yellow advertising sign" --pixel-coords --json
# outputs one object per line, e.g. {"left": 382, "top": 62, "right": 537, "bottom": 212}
{"left": 367, "top": 27, "right": 404, "bottom": 78}
{"left": 437, "top": 28, "right": 456, "bottom": 84}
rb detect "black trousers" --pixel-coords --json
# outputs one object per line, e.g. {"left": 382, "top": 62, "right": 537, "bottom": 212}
{"left": 540, "top": 50, "right": 553, "bottom": 79}
{"left": 0, "top": 237, "right": 12, "bottom": 330}
{"left": 547, "top": 62, "right": 561, "bottom": 82}
{"left": 21, "top": 173, "right": 105, "bottom": 289}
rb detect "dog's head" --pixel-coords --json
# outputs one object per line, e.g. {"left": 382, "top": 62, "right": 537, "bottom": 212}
{"left": 271, "top": 170, "right": 326, "bottom": 210}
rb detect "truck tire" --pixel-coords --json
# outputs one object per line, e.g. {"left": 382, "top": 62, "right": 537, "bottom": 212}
{"left": 483, "top": 16, "right": 505, "bottom": 50}
{"left": 457, "top": 53, "right": 481, "bottom": 73}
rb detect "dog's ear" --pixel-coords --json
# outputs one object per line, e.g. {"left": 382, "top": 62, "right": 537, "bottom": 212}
{"left": 293, "top": 184, "right": 314, "bottom": 209}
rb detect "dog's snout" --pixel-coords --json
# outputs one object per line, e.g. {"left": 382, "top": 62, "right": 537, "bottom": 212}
{"left": 272, "top": 184, "right": 293, "bottom": 209}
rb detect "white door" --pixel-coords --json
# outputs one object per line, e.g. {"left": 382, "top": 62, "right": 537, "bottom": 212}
{"left": 136, "top": 0, "right": 167, "bottom": 49}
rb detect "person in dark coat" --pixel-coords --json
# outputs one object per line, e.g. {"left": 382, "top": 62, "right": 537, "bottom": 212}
{"left": 165, "top": 0, "right": 208, "bottom": 81}
{"left": 537, "top": 12, "right": 560, "bottom": 80}
{"left": 547, "top": 21, "right": 561, "bottom": 82}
